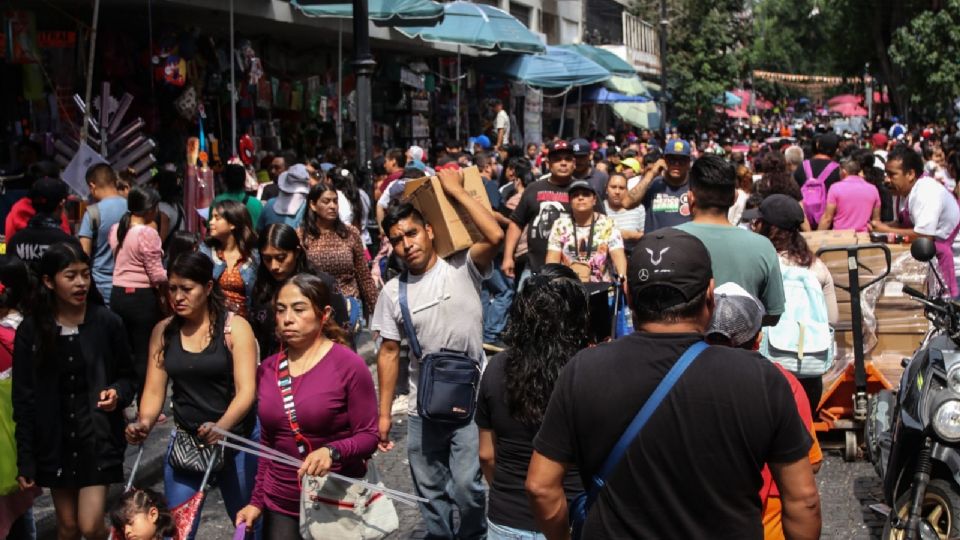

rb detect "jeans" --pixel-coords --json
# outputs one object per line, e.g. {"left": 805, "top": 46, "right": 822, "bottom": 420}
{"left": 406, "top": 415, "right": 486, "bottom": 540}
{"left": 481, "top": 268, "right": 514, "bottom": 342}
{"left": 516, "top": 267, "right": 533, "bottom": 292}
{"left": 163, "top": 423, "right": 261, "bottom": 540}
{"left": 487, "top": 519, "right": 547, "bottom": 540}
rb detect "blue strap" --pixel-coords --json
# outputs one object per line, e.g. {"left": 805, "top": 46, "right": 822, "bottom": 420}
{"left": 592, "top": 341, "right": 709, "bottom": 488}
{"left": 398, "top": 273, "right": 424, "bottom": 360}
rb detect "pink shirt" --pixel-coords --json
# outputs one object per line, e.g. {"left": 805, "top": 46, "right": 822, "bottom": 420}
{"left": 826, "top": 176, "right": 880, "bottom": 232}
{"left": 108, "top": 224, "right": 167, "bottom": 288}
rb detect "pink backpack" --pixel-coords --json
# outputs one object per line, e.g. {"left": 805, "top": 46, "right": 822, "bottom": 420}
{"left": 800, "top": 160, "right": 839, "bottom": 227}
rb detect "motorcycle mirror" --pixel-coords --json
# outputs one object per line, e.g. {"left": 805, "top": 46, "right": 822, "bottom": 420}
{"left": 911, "top": 237, "right": 937, "bottom": 263}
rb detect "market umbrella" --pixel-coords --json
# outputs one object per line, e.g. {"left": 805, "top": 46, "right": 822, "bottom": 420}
{"left": 604, "top": 75, "right": 652, "bottom": 98}
{"left": 556, "top": 44, "right": 636, "bottom": 77}
{"left": 726, "top": 108, "right": 750, "bottom": 119}
{"left": 612, "top": 101, "right": 660, "bottom": 129}
{"left": 478, "top": 46, "right": 610, "bottom": 88}
{"left": 397, "top": 1, "right": 545, "bottom": 53}
{"left": 291, "top": 0, "right": 444, "bottom": 26}
{"left": 828, "top": 94, "right": 861, "bottom": 106}
{"left": 581, "top": 87, "right": 651, "bottom": 104}
{"left": 831, "top": 103, "right": 868, "bottom": 117}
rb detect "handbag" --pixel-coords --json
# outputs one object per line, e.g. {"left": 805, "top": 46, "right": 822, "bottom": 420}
{"left": 274, "top": 355, "right": 399, "bottom": 539}
{"left": 569, "top": 341, "right": 708, "bottom": 539}
{"left": 168, "top": 427, "right": 225, "bottom": 474}
{"left": 300, "top": 462, "right": 399, "bottom": 540}
{"left": 399, "top": 273, "right": 481, "bottom": 424}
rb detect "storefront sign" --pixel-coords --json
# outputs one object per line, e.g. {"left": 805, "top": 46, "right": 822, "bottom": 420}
{"left": 400, "top": 67, "right": 425, "bottom": 90}
{"left": 37, "top": 31, "right": 76, "bottom": 49}
{"left": 524, "top": 86, "right": 542, "bottom": 146}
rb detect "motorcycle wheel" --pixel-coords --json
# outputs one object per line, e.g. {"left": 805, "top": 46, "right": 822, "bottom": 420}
{"left": 882, "top": 478, "right": 960, "bottom": 539}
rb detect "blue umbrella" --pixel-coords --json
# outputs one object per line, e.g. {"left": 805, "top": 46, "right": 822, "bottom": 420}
{"left": 713, "top": 91, "right": 742, "bottom": 108}
{"left": 582, "top": 87, "right": 651, "bottom": 104}
{"left": 556, "top": 44, "right": 636, "bottom": 77}
{"left": 397, "top": 1, "right": 545, "bottom": 53}
{"left": 291, "top": 0, "right": 443, "bottom": 26}
{"left": 479, "top": 46, "right": 611, "bottom": 88}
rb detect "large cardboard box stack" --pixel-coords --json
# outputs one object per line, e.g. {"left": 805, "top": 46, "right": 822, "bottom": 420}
{"left": 401, "top": 166, "right": 493, "bottom": 258}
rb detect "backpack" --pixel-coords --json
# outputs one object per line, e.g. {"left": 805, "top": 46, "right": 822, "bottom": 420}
{"left": 800, "top": 160, "right": 839, "bottom": 228}
{"left": 760, "top": 264, "right": 835, "bottom": 377}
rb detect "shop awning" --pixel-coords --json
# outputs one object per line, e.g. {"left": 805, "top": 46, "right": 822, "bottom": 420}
{"left": 396, "top": 1, "right": 545, "bottom": 53}
{"left": 291, "top": 0, "right": 444, "bottom": 27}
{"left": 556, "top": 44, "right": 636, "bottom": 77}
{"left": 478, "top": 46, "right": 610, "bottom": 88}
{"left": 612, "top": 102, "right": 661, "bottom": 129}
{"left": 582, "top": 87, "right": 651, "bottom": 104}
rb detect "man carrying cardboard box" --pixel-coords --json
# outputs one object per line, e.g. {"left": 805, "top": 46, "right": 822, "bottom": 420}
{"left": 372, "top": 167, "right": 503, "bottom": 540}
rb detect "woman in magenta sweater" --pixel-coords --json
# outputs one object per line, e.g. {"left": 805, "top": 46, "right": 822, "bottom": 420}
{"left": 235, "top": 273, "right": 378, "bottom": 538}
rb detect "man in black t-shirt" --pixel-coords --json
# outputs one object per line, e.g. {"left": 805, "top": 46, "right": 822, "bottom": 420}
{"left": 502, "top": 140, "right": 577, "bottom": 282}
{"left": 8, "top": 177, "right": 80, "bottom": 264}
{"left": 526, "top": 229, "right": 821, "bottom": 540}
{"left": 793, "top": 132, "right": 841, "bottom": 190}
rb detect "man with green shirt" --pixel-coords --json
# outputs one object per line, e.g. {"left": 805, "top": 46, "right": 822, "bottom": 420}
{"left": 212, "top": 163, "right": 263, "bottom": 228}
{"left": 675, "top": 154, "right": 785, "bottom": 326}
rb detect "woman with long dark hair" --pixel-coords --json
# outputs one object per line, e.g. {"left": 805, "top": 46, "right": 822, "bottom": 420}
{"left": 236, "top": 274, "right": 378, "bottom": 538}
{"left": 13, "top": 243, "right": 135, "bottom": 540}
{"left": 854, "top": 149, "right": 894, "bottom": 222}
{"left": 299, "top": 183, "right": 378, "bottom": 336}
{"left": 125, "top": 252, "right": 258, "bottom": 539}
{"left": 476, "top": 267, "right": 587, "bottom": 539}
{"left": 331, "top": 168, "right": 372, "bottom": 249}
{"left": 249, "top": 223, "right": 348, "bottom": 357}
{"left": 109, "top": 185, "right": 167, "bottom": 388}
{"left": 204, "top": 199, "right": 259, "bottom": 317}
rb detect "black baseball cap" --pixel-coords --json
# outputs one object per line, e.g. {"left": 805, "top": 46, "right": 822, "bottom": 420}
{"left": 742, "top": 194, "right": 805, "bottom": 231}
{"left": 30, "top": 176, "right": 68, "bottom": 213}
{"left": 627, "top": 229, "right": 712, "bottom": 311}
{"left": 548, "top": 140, "right": 573, "bottom": 155}
{"left": 570, "top": 138, "right": 591, "bottom": 156}
{"left": 567, "top": 179, "right": 596, "bottom": 196}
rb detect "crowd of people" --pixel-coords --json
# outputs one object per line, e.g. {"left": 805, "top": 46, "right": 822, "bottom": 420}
{"left": 0, "top": 113, "right": 955, "bottom": 540}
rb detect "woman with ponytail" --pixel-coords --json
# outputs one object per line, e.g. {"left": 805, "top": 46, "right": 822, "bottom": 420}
{"left": 236, "top": 274, "right": 378, "bottom": 538}
{"left": 109, "top": 185, "right": 167, "bottom": 389}
{"left": 13, "top": 243, "right": 135, "bottom": 540}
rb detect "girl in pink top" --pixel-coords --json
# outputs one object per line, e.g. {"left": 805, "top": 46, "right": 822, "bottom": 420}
{"left": 108, "top": 185, "right": 167, "bottom": 389}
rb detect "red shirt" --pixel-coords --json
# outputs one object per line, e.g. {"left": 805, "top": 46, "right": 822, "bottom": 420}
{"left": 4, "top": 197, "right": 71, "bottom": 239}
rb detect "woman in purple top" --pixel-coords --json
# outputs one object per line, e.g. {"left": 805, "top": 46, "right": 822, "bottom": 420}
{"left": 236, "top": 274, "right": 379, "bottom": 539}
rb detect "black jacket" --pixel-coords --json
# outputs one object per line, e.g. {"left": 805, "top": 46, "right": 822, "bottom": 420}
{"left": 12, "top": 304, "right": 135, "bottom": 479}
{"left": 7, "top": 214, "right": 80, "bottom": 264}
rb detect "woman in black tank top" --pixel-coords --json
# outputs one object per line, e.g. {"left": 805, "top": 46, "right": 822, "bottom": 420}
{"left": 125, "top": 252, "right": 259, "bottom": 539}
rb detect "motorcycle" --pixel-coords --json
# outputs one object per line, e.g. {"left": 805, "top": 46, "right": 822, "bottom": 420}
{"left": 866, "top": 237, "right": 960, "bottom": 539}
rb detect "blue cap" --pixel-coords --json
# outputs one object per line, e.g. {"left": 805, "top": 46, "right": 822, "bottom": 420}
{"left": 472, "top": 135, "right": 491, "bottom": 150}
{"left": 664, "top": 139, "right": 691, "bottom": 157}
{"left": 409, "top": 159, "right": 426, "bottom": 171}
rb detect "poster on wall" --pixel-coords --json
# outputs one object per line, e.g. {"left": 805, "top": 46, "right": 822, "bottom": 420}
{"left": 523, "top": 85, "right": 542, "bottom": 146}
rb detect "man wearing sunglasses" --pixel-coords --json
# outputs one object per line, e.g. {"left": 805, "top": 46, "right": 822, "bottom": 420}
{"left": 621, "top": 139, "right": 694, "bottom": 232}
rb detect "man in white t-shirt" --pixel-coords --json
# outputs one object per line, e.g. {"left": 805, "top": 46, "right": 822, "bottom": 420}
{"left": 372, "top": 167, "right": 503, "bottom": 539}
{"left": 493, "top": 99, "right": 510, "bottom": 150}
{"left": 872, "top": 145, "right": 960, "bottom": 296}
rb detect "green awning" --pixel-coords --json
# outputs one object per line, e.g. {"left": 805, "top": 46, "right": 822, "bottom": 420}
{"left": 604, "top": 75, "right": 651, "bottom": 98}
{"left": 292, "top": 0, "right": 444, "bottom": 27}
{"left": 556, "top": 44, "right": 636, "bottom": 77}
{"left": 612, "top": 102, "right": 661, "bottom": 129}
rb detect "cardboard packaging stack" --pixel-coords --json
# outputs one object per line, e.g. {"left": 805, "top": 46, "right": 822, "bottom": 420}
{"left": 401, "top": 166, "right": 493, "bottom": 258}
{"left": 801, "top": 230, "right": 929, "bottom": 382}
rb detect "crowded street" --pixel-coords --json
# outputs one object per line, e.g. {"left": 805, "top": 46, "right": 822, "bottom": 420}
{"left": 3, "top": 0, "right": 960, "bottom": 539}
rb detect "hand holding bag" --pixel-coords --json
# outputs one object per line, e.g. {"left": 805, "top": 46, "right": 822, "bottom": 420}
{"left": 300, "top": 462, "right": 399, "bottom": 540}
{"left": 169, "top": 427, "right": 225, "bottom": 474}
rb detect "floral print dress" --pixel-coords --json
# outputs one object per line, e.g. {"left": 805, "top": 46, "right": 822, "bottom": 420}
{"left": 547, "top": 213, "right": 624, "bottom": 282}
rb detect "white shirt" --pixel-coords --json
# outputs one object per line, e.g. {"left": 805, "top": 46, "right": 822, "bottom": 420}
{"left": 905, "top": 176, "right": 960, "bottom": 239}
{"left": 495, "top": 110, "right": 510, "bottom": 147}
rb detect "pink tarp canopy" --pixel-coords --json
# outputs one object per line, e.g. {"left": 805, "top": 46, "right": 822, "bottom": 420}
{"left": 830, "top": 102, "right": 868, "bottom": 117}
{"left": 726, "top": 108, "right": 749, "bottom": 119}
{"left": 872, "top": 91, "right": 889, "bottom": 104}
{"left": 828, "top": 94, "right": 862, "bottom": 105}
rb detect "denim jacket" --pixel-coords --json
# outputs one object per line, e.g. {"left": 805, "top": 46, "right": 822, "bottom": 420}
{"left": 201, "top": 244, "right": 260, "bottom": 312}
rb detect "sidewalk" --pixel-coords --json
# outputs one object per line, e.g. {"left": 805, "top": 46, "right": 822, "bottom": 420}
{"left": 33, "top": 331, "right": 427, "bottom": 539}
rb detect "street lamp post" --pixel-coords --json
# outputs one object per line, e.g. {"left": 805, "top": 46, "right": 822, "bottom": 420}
{"left": 353, "top": 0, "right": 376, "bottom": 190}
{"left": 658, "top": 0, "right": 668, "bottom": 132}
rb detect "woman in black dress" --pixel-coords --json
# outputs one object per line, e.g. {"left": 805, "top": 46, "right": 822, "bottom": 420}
{"left": 13, "top": 242, "right": 135, "bottom": 540}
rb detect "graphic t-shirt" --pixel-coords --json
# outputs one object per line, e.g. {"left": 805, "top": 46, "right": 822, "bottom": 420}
{"left": 510, "top": 180, "right": 573, "bottom": 272}
{"left": 547, "top": 214, "right": 623, "bottom": 282}
{"left": 642, "top": 177, "right": 692, "bottom": 232}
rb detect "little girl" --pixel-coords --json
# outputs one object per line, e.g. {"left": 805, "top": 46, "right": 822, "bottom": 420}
{"left": 109, "top": 488, "right": 174, "bottom": 540}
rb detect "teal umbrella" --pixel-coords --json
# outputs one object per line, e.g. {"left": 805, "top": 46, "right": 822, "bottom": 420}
{"left": 397, "top": 1, "right": 546, "bottom": 54}
{"left": 556, "top": 44, "right": 635, "bottom": 77}
{"left": 291, "top": 0, "right": 443, "bottom": 26}
{"left": 712, "top": 91, "right": 742, "bottom": 108}
{"left": 478, "top": 46, "right": 610, "bottom": 88}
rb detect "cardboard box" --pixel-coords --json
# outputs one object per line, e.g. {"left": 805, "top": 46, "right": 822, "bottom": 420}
{"left": 875, "top": 306, "right": 930, "bottom": 334}
{"left": 402, "top": 166, "right": 492, "bottom": 258}
{"left": 836, "top": 329, "right": 924, "bottom": 356}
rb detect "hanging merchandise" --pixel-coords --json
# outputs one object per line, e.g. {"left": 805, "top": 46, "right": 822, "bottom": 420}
{"left": 306, "top": 76, "right": 321, "bottom": 118}
{"left": 239, "top": 134, "right": 255, "bottom": 165}
{"left": 54, "top": 82, "right": 157, "bottom": 195}
{"left": 196, "top": 106, "right": 215, "bottom": 210}
{"left": 277, "top": 80, "right": 291, "bottom": 110}
{"left": 174, "top": 86, "right": 199, "bottom": 120}
{"left": 163, "top": 55, "right": 187, "bottom": 86}
{"left": 257, "top": 77, "right": 272, "bottom": 109}
{"left": 290, "top": 81, "right": 304, "bottom": 111}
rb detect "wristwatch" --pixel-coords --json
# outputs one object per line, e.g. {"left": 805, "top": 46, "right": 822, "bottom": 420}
{"left": 325, "top": 445, "right": 341, "bottom": 463}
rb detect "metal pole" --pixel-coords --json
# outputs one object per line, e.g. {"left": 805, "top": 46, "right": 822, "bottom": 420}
{"left": 559, "top": 91, "right": 568, "bottom": 138}
{"left": 575, "top": 86, "right": 582, "bottom": 137}
{"left": 230, "top": 0, "right": 237, "bottom": 156}
{"left": 658, "top": 0, "right": 668, "bottom": 132}
{"left": 338, "top": 20, "right": 343, "bottom": 148}
{"left": 353, "top": 0, "right": 376, "bottom": 190}
{"left": 80, "top": 0, "right": 101, "bottom": 143}
{"left": 456, "top": 46, "right": 461, "bottom": 142}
